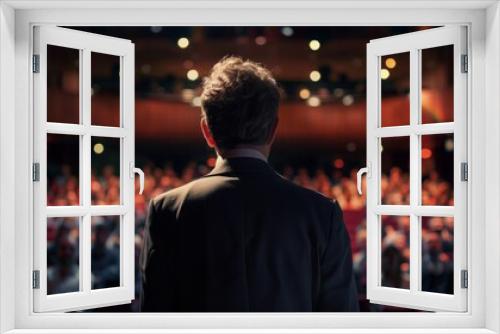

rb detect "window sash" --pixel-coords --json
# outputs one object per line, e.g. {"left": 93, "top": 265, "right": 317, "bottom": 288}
{"left": 32, "top": 26, "right": 135, "bottom": 312}
{"left": 366, "top": 26, "right": 468, "bottom": 312}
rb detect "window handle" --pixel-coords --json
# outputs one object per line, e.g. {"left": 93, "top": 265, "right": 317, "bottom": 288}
{"left": 134, "top": 168, "right": 144, "bottom": 195}
{"left": 356, "top": 163, "right": 371, "bottom": 195}
{"left": 130, "top": 162, "right": 145, "bottom": 195}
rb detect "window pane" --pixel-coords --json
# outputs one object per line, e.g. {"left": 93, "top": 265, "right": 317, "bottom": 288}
{"left": 92, "top": 52, "right": 120, "bottom": 127}
{"left": 381, "top": 215, "right": 410, "bottom": 289}
{"left": 421, "top": 134, "right": 454, "bottom": 206}
{"left": 47, "top": 134, "right": 80, "bottom": 206}
{"left": 421, "top": 45, "right": 454, "bottom": 124}
{"left": 91, "top": 137, "right": 121, "bottom": 205}
{"left": 380, "top": 52, "right": 410, "bottom": 127}
{"left": 421, "top": 216, "right": 454, "bottom": 294}
{"left": 91, "top": 216, "right": 120, "bottom": 289}
{"left": 47, "top": 217, "right": 80, "bottom": 295}
{"left": 47, "top": 45, "right": 80, "bottom": 124}
{"left": 381, "top": 136, "right": 410, "bottom": 205}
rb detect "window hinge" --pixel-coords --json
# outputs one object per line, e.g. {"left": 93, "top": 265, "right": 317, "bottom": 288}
{"left": 32, "top": 163, "right": 40, "bottom": 182}
{"left": 32, "top": 270, "right": 40, "bottom": 289}
{"left": 461, "top": 269, "right": 468, "bottom": 289}
{"left": 32, "top": 54, "right": 40, "bottom": 73}
{"left": 461, "top": 54, "right": 468, "bottom": 73}
{"left": 461, "top": 162, "right": 468, "bottom": 182}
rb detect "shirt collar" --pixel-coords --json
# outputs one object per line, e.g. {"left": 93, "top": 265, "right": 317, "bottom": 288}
{"left": 209, "top": 152, "right": 275, "bottom": 177}
{"left": 216, "top": 148, "right": 268, "bottom": 167}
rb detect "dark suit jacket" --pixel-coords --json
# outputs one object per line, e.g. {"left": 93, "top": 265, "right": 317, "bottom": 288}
{"left": 140, "top": 157, "right": 359, "bottom": 312}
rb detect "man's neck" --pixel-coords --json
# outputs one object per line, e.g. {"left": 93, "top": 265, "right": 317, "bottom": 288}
{"left": 218, "top": 146, "right": 269, "bottom": 162}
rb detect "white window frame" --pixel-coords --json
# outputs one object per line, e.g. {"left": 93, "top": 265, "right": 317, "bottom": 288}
{"left": 32, "top": 26, "right": 136, "bottom": 312}
{"left": 0, "top": 1, "right": 499, "bottom": 333}
{"left": 365, "top": 26, "right": 468, "bottom": 312}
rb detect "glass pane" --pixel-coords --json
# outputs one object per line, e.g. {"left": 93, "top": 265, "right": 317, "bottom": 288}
{"left": 422, "top": 134, "right": 454, "bottom": 206}
{"left": 421, "top": 45, "right": 454, "bottom": 124}
{"left": 381, "top": 215, "right": 410, "bottom": 289}
{"left": 91, "top": 52, "right": 120, "bottom": 127}
{"left": 381, "top": 136, "right": 410, "bottom": 205}
{"left": 47, "top": 45, "right": 80, "bottom": 124}
{"left": 91, "top": 137, "right": 121, "bottom": 205}
{"left": 47, "top": 134, "right": 80, "bottom": 206}
{"left": 421, "top": 216, "right": 454, "bottom": 294}
{"left": 380, "top": 52, "right": 410, "bottom": 127}
{"left": 47, "top": 217, "right": 80, "bottom": 295}
{"left": 91, "top": 216, "right": 120, "bottom": 289}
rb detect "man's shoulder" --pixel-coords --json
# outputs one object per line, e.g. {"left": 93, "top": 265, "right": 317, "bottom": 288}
{"left": 150, "top": 174, "right": 236, "bottom": 210}
{"left": 151, "top": 172, "right": 340, "bottom": 215}
{"left": 150, "top": 179, "right": 196, "bottom": 209}
{"left": 276, "top": 175, "right": 339, "bottom": 209}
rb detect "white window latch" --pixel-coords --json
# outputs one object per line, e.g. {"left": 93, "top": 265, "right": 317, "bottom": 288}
{"left": 356, "top": 162, "right": 371, "bottom": 195}
{"left": 130, "top": 162, "right": 144, "bottom": 195}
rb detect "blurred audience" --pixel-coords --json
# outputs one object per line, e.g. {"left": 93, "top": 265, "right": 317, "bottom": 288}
{"left": 46, "top": 161, "right": 454, "bottom": 311}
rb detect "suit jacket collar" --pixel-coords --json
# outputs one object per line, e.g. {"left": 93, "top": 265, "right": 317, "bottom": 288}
{"left": 207, "top": 157, "right": 277, "bottom": 177}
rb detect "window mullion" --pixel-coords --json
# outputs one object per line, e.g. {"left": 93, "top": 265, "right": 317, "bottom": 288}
{"left": 81, "top": 48, "right": 92, "bottom": 293}
{"left": 121, "top": 47, "right": 135, "bottom": 296}
{"left": 409, "top": 48, "right": 421, "bottom": 293}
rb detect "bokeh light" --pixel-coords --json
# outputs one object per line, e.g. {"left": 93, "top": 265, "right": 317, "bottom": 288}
{"left": 309, "top": 70, "right": 321, "bottom": 82}
{"left": 380, "top": 68, "right": 390, "bottom": 80}
{"left": 187, "top": 69, "right": 199, "bottom": 81}
{"left": 385, "top": 57, "right": 397, "bottom": 69}
{"left": 281, "top": 27, "right": 294, "bottom": 37}
{"left": 299, "top": 88, "right": 311, "bottom": 99}
{"left": 177, "top": 37, "right": 190, "bottom": 49}
{"left": 93, "top": 143, "right": 104, "bottom": 154}
{"left": 309, "top": 39, "right": 321, "bottom": 51}
{"left": 307, "top": 96, "right": 321, "bottom": 107}
{"left": 255, "top": 36, "right": 267, "bottom": 46}
{"left": 422, "top": 148, "right": 433, "bottom": 159}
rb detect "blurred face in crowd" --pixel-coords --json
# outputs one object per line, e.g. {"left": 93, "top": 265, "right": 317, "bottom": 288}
{"left": 427, "top": 232, "right": 442, "bottom": 252}
{"left": 57, "top": 240, "right": 75, "bottom": 266}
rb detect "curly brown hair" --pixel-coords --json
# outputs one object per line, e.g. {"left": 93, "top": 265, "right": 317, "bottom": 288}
{"left": 200, "top": 56, "right": 281, "bottom": 150}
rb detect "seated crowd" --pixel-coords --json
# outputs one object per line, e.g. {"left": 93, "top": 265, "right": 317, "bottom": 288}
{"left": 46, "top": 161, "right": 454, "bottom": 311}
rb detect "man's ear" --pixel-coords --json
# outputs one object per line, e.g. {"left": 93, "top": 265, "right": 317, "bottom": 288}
{"left": 200, "top": 118, "right": 217, "bottom": 148}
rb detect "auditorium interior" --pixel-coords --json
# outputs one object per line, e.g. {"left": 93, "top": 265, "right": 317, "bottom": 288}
{"left": 44, "top": 26, "right": 455, "bottom": 312}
